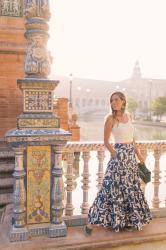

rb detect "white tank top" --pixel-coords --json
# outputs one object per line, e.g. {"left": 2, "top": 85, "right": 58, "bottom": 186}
{"left": 112, "top": 117, "right": 134, "bottom": 143}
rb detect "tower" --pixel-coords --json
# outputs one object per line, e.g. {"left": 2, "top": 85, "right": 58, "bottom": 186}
{"left": 131, "top": 60, "right": 142, "bottom": 79}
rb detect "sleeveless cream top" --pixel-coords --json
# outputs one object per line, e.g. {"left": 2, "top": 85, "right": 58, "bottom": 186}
{"left": 112, "top": 116, "right": 134, "bottom": 143}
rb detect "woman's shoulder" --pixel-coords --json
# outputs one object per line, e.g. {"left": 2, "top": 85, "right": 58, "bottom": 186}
{"left": 104, "top": 113, "right": 114, "bottom": 125}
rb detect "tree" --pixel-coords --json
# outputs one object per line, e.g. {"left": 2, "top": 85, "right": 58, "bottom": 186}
{"left": 127, "top": 96, "right": 138, "bottom": 117}
{"left": 151, "top": 96, "right": 166, "bottom": 120}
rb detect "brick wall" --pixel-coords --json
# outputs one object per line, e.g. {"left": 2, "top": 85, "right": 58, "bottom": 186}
{"left": 0, "top": 16, "right": 26, "bottom": 137}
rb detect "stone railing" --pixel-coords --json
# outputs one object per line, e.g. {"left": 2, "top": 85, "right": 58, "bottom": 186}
{"left": 1, "top": 140, "right": 166, "bottom": 221}
{"left": 63, "top": 140, "right": 166, "bottom": 218}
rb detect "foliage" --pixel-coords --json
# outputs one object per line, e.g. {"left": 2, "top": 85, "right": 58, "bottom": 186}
{"left": 127, "top": 96, "right": 138, "bottom": 114}
{"left": 151, "top": 96, "right": 166, "bottom": 119}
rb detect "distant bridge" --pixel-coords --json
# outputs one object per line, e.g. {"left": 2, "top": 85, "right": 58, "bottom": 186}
{"left": 73, "top": 105, "right": 108, "bottom": 116}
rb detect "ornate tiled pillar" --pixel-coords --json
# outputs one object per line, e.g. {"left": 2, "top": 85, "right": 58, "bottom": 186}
{"left": 5, "top": 0, "right": 71, "bottom": 241}
{"left": 49, "top": 145, "right": 67, "bottom": 237}
{"left": 10, "top": 146, "right": 28, "bottom": 241}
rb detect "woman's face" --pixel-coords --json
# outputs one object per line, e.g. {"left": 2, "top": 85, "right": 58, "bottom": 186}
{"left": 111, "top": 94, "right": 123, "bottom": 111}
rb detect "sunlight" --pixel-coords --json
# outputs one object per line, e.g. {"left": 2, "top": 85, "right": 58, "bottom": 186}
{"left": 48, "top": 0, "right": 166, "bottom": 81}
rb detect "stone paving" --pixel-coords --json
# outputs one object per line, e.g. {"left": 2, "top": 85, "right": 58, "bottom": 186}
{"left": 1, "top": 206, "right": 166, "bottom": 250}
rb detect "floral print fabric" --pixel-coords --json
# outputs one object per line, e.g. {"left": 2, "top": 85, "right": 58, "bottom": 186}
{"left": 88, "top": 143, "right": 152, "bottom": 232}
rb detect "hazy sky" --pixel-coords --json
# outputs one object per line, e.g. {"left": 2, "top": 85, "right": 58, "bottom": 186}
{"left": 48, "top": 0, "right": 166, "bottom": 81}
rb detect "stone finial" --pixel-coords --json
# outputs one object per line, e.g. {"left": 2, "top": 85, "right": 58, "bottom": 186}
{"left": 71, "top": 113, "right": 78, "bottom": 127}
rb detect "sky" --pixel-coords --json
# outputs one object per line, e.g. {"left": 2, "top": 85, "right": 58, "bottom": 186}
{"left": 48, "top": 0, "right": 166, "bottom": 81}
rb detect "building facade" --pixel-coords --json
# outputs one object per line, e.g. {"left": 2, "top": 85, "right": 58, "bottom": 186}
{"left": 53, "top": 61, "right": 166, "bottom": 118}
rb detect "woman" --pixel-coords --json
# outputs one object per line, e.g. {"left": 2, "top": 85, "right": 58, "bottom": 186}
{"left": 85, "top": 91, "right": 152, "bottom": 234}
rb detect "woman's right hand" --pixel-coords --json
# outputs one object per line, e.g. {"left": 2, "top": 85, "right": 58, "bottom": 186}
{"left": 110, "top": 148, "right": 117, "bottom": 159}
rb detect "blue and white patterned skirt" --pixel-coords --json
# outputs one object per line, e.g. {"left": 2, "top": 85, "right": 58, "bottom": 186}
{"left": 88, "top": 143, "right": 152, "bottom": 232}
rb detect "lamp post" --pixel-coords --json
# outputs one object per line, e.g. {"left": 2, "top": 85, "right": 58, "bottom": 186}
{"left": 149, "top": 80, "right": 152, "bottom": 120}
{"left": 68, "top": 73, "right": 73, "bottom": 126}
{"left": 69, "top": 73, "right": 73, "bottom": 109}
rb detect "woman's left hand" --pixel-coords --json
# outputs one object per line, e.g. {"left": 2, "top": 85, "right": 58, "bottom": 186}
{"left": 137, "top": 153, "right": 145, "bottom": 164}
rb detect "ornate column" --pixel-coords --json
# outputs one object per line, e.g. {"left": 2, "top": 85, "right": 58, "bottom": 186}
{"left": 5, "top": 0, "right": 71, "bottom": 241}
{"left": 152, "top": 147, "right": 161, "bottom": 209}
{"left": 10, "top": 146, "right": 28, "bottom": 242}
{"left": 81, "top": 151, "right": 90, "bottom": 214}
{"left": 24, "top": 0, "right": 51, "bottom": 78}
{"left": 49, "top": 145, "right": 67, "bottom": 237}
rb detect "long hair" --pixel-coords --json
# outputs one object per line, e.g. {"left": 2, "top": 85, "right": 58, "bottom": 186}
{"left": 110, "top": 91, "right": 127, "bottom": 123}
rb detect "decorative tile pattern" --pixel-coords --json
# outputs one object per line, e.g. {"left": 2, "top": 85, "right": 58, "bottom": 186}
{"left": 18, "top": 118, "right": 59, "bottom": 128}
{"left": 0, "top": 0, "right": 23, "bottom": 17}
{"left": 27, "top": 146, "right": 51, "bottom": 224}
{"left": 24, "top": 90, "right": 52, "bottom": 112}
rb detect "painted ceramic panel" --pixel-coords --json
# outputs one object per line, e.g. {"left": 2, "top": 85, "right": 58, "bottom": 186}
{"left": 27, "top": 146, "right": 51, "bottom": 224}
{"left": 24, "top": 90, "right": 52, "bottom": 112}
{"left": 0, "top": 0, "right": 23, "bottom": 17}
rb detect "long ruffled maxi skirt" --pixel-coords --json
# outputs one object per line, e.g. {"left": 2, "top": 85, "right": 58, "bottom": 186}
{"left": 88, "top": 143, "right": 152, "bottom": 232}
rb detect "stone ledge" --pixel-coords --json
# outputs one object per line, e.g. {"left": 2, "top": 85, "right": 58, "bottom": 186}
{"left": 0, "top": 152, "right": 14, "bottom": 158}
{"left": 0, "top": 163, "right": 14, "bottom": 172}
{"left": 1, "top": 205, "right": 166, "bottom": 250}
{"left": 1, "top": 220, "right": 166, "bottom": 250}
{"left": 64, "top": 214, "right": 88, "bottom": 227}
{"left": 0, "top": 178, "right": 14, "bottom": 188}
{"left": 0, "top": 193, "right": 13, "bottom": 206}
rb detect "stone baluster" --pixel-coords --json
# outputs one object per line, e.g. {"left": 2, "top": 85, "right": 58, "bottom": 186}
{"left": 65, "top": 152, "right": 74, "bottom": 216}
{"left": 81, "top": 151, "right": 90, "bottom": 214}
{"left": 49, "top": 145, "right": 67, "bottom": 237}
{"left": 73, "top": 152, "right": 81, "bottom": 190}
{"left": 152, "top": 148, "right": 161, "bottom": 209}
{"left": 73, "top": 152, "right": 80, "bottom": 176}
{"left": 10, "top": 146, "right": 28, "bottom": 241}
{"left": 96, "top": 150, "right": 105, "bottom": 190}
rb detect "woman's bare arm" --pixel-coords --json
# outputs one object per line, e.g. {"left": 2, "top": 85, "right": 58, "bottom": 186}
{"left": 104, "top": 115, "right": 117, "bottom": 158}
{"left": 128, "top": 112, "right": 144, "bottom": 163}
{"left": 133, "top": 138, "right": 144, "bottom": 163}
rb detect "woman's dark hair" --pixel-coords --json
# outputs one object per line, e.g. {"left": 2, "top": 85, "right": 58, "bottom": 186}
{"left": 110, "top": 91, "right": 127, "bottom": 122}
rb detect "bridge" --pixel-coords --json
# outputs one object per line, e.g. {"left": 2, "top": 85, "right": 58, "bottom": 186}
{"left": 73, "top": 98, "right": 108, "bottom": 116}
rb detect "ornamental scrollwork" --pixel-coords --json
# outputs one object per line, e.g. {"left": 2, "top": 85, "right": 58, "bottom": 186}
{"left": 25, "top": 33, "right": 51, "bottom": 77}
